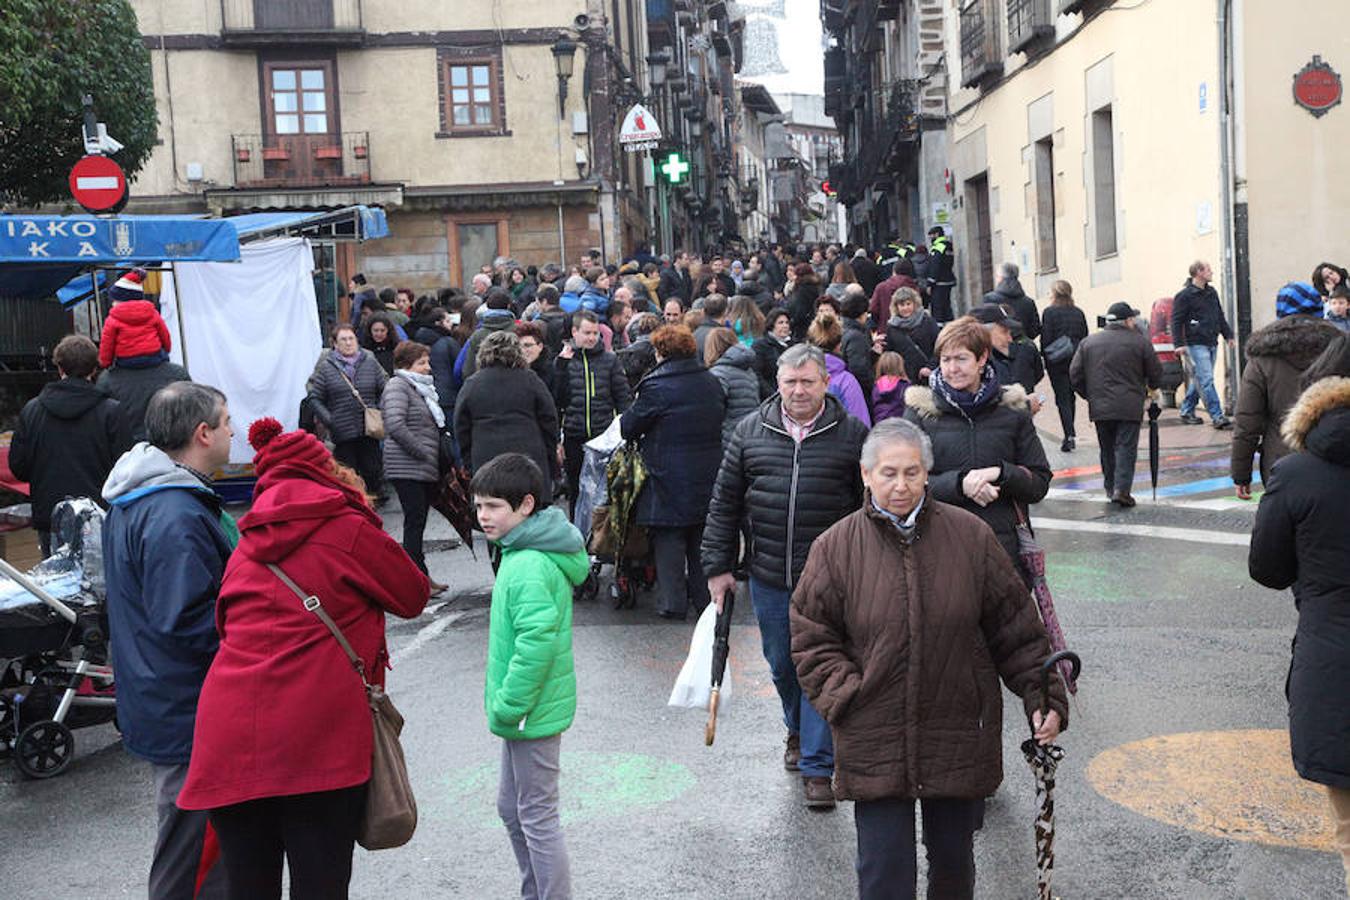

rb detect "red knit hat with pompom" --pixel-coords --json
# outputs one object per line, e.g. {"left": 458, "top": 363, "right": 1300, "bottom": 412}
{"left": 248, "top": 416, "right": 332, "bottom": 480}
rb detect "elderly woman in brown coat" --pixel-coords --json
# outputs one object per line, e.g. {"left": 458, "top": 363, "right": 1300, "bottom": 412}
{"left": 791, "top": 418, "right": 1068, "bottom": 900}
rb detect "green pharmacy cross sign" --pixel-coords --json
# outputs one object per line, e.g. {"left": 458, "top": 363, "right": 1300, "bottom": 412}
{"left": 659, "top": 152, "right": 690, "bottom": 184}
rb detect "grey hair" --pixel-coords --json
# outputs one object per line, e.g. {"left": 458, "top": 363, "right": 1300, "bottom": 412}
{"left": 477, "top": 330, "right": 526, "bottom": 370}
{"left": 145, "top": 382, "right": 228, "bottom": 453}
{"left": 1000, "top": 261, "right": 1020, "bottom": 280}
{"left": 776, "top": 342, "right": 829, "bottom": 377}
{"left": 861, "top": 418, "right": 934, "bottom": 472}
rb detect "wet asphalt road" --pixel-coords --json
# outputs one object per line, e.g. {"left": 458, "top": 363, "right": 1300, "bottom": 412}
{"left": 1, "top": 484, "right": 1345, "bottom": 899}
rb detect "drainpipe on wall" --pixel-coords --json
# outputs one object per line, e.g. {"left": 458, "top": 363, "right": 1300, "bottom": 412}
{"left": 1219, "top": 0, "right": 1252, "bottom": 403}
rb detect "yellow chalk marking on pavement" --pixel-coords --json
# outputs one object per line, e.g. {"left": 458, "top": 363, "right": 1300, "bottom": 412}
{"left": 1087, "top": 729, "right": 1336, "bottom": 852}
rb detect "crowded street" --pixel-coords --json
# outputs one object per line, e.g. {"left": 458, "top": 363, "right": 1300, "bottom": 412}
{"left": 2, "top": 422, "right": 1346, "bottom": 898}
{"left": 4, "top": 1, "right": 1350, "bottom": 899}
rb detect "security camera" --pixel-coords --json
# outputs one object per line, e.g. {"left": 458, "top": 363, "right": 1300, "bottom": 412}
{"left": 574, "top": 13, "right": 591, "bottom": 29}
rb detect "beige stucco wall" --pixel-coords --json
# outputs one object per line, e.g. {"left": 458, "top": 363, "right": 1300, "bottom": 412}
{"left": 1240, "top": 0, "right": 1350, "bottom": 328}
{"left": 132, "top": 50, "right": 262, "bottom": 196}
{"left": 364, "top": 0, "right": 590, "bottom": 33}
{"left": 947, "top": 0, "right": 1226, "bottom": 330}
{"left": 339, "top": 45, "right": 583, "bottom": 186}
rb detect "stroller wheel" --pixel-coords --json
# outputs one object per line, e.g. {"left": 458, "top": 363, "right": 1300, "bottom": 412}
{"left": 574, "top": 570, "right": 600, "bottom": 603}
{"left": 14, "top": 720, "right": 75, "bottom": 780}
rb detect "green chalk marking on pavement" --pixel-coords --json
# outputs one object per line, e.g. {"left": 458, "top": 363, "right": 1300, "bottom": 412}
{"left": 430, "top": 751, "right": 696, "bottom": 829}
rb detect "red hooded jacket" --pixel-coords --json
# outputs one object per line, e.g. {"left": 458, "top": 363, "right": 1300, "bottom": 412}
{"left": 99, "top": 300, "right": 172, "bottom": 369}
{"left": 177, "top": 470, "right": 428, "bottom": 810}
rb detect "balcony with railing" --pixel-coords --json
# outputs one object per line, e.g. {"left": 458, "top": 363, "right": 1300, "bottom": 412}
{"left": 220, "top": 0, "right": 364, "bottom": 47}
{"left": 231, "top": 132, "right": 371, "bottom": 189}
{"left": 960, "top": 0, "right": 1004, "bottom": 88}
{"left": 1007, "top": 0, "right": 1055, "bottom": 53}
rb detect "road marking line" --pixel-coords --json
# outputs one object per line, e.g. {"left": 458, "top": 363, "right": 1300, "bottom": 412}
{"left": 1044, "top": 488, "right": 1260, "bottom": 513}
{"left": 391, "top": 609, "right": 470, "bottom": 664}
{"left": 1034, "top": 517, "right": 1250, "bottom": 546}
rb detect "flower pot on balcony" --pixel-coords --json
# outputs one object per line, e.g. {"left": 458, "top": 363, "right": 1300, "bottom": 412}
{"left": 262, "top": 147, "right": 291, "bottom": 161}
{"left": 235, "top": 148, "right": 252, "bottom": 163}
{"left": 314, "top": 146, "right": 343, "bottom": 160}
{"left": 353, "top": 145, "right": 368, "bottom": 159}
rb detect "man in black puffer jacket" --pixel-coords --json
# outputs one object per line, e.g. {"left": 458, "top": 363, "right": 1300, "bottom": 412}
{"left": 10, "top": 335, "right": 132, "bottom": 556}
{"left": 555, "top": 310, "right": 631, "bottom": 513}
{"left": 702, "top": 343, "right": 868, "bottom": 809}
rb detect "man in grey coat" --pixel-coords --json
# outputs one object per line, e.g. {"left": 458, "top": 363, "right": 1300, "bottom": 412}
{"left": 1069, "top": 301, "right": 1163, "bottom": 508}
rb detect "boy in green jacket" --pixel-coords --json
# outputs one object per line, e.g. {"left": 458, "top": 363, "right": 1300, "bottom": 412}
{"left": 472, "top": 453, "right": 591, "bottom": 900}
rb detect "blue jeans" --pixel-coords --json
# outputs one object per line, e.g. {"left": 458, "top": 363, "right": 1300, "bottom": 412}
{"left": 749, "top": 576, "right": 834, "bottom": 777}
{"left": 1180, "top": 343, "right": 1224, "bottom": 420}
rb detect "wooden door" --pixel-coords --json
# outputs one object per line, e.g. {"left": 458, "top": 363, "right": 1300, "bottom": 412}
{"left": 263, "top": 63, "right": 339, "bottom": 185}
{"left": 967, "top": 174, "right": 994, "bottom": 297}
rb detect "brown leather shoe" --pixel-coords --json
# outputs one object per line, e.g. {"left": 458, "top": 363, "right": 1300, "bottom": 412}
{"left": 783, "top": 733, "right": 801, "bottom": 771}
{"left": 1111, "top": 492, "right": 1137, "bottom": 508}
{"left": 803, "top": 776, "right": 836, "bottom": 808}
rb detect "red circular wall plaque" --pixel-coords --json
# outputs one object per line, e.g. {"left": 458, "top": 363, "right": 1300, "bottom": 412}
{"left": 1293, "top": 55, "right": 1342, "bottom": 118}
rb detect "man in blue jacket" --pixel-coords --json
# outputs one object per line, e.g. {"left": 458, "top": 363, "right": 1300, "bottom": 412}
{"left": 1171, "top": 260, "right": 1235, "bottom": 429}
{"left": 102, "top": 382, "right": 235, "bottom": 899}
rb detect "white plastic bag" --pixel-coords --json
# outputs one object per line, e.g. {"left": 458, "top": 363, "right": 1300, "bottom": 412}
{"left": 668, "top": 603, "right": 732, "bottom": 709}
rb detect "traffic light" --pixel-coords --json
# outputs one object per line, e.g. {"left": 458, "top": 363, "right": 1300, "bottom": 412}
{"left": 658, "top": 151, "right": 690, "bottom": 185}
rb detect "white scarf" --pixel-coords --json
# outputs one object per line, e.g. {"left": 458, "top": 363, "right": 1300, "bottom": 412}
{"left": 395, "top": 369, "right": 445, "bottom": 428}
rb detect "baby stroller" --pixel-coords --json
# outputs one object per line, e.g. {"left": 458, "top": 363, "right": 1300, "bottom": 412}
{"left": 572, "top": 421, "right": 655, "bottom": 608}
{"left": 0, "top": 500, "right": 116, "bottom": 779}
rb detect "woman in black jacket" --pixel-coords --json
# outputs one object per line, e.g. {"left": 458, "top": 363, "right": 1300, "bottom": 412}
{"left": 786, "top": 263, "right": 823, "bottom": 342}
{"left": 1249, "top": 374, "right": 1350, "bottom": 884}
{"left": 1039, "top": 280, "right": 1089, "bottom": 452}
{"left": 904, "top": 317, "right": 1052, "bottom": 574}
{"left": 362, "top": 314, "right": 399, "bottom": 376}
{"left": 620, "top": 326, "right": 726, "bottom": 620}
{"left": 453, "top": 331, "right": 558, "bottom": 483}
{"left": 752, "top": 309, "right": 793, "bottom": 398}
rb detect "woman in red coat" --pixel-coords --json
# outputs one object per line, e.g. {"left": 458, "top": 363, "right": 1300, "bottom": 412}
{"left": 178, "top": 417, "right": 428, "bottom": 899}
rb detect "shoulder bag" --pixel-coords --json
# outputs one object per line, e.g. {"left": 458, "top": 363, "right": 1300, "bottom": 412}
{"left": 336, "top": 362, "right": 386, "bottom": 440}
{"left": 1041, "top": 334, "right": 1075, "bottom": 366}
{"left": 267, "top": 563, "right": 416, "bottom": 850}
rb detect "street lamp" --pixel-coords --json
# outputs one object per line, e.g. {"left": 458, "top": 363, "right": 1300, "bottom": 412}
{"left": 551, "top": 37, "right": 578, "bottom": 119}
{"left": 645, "top": 48, "right": 670, "bottom": 88}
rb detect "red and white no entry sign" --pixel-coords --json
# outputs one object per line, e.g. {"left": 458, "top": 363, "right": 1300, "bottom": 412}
{"left": 68, "top": 155, "right": 128, "bottom": 213}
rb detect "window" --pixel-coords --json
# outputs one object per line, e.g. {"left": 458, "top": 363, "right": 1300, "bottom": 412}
{"left": 448, "top": 216, "right": 509, "bottom": 288}
{"left": 269, "top": 66, "right": 330, "bottom": 135}
{"left": 438, "top": 48, "right": 508, "bottom": 137}
{"left": 1092, "top": 106, "right": 1118, "bottom": 257}
{"left": 1033, "top": 137, "right": 1057, "bottom": 271}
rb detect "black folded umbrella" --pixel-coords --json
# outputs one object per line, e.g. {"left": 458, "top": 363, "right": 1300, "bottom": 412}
{"left": 704, "top": 592, "right": 735, "bottom": 746}
{"left": 1148, "top": 400, "right": 1162, "bottom": 500}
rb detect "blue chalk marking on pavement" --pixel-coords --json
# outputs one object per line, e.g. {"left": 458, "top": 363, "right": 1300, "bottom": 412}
{"left": 1154, "top": 472, "right": 1261, "bottom": 498}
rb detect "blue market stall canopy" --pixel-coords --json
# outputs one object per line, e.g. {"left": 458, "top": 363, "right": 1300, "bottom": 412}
{"left": 0, "top": 215, "right": 241, "bottom": 264}
{"left": 1, "top": 206, "right": 388, "bottom": 303}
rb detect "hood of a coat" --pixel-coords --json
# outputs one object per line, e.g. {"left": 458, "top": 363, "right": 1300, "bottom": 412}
{"left": 38, "top": 378, "right": 106, "bottom": 419}
{"left": 102, "top": 442, "right": 210, "bottom": 506}
{"left": 479, "top": 314, "right": 515, "bottom": 333}
{"left": 903, "top": 383, "right": 1030, "bottom": 420}
{"left": 1282, "top": 376, "right": 1350, "bottom": 458}
{"left": 1245, "top": 316, "right": 1341, "bottom": 368}
{"left": 714, "top": 343, "right": 756, "bottom": 370}
{"left": 499, "top": 506, "right": 590, "bottom": 585}
{"left": 824, "top": 352, "right": 848, "bottom": 377}
{"left": 236, "top": 478, "right": 368, "bottom": 563}
{"left": 993, "top": 279, "right": 1026, "bottom": 301}
{"left": 108, "top": 299, "right": 161, "bottom": 327}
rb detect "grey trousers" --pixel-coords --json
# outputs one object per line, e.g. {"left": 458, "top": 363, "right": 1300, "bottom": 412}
{"left": 497, "top": 735, "right": 572, "bottom": 900}
{"left": 150, "top": 762, "right": 227, "bottom": 900}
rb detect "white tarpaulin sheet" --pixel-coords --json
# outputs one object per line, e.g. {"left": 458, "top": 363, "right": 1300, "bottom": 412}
{"left": 160, "top": 237, "right": 322, "bottom": 463}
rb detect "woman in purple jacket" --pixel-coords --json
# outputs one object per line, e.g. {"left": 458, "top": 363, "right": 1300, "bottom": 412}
{"left": 807, "top": 309, "right": 872, "bottom": 425}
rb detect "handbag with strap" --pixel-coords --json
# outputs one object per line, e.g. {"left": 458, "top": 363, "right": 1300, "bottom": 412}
{"left": 335, "top": 363, "right": 386, "bottom": 440}
{"left": 1041, "top": 334, "right": 1075, "bottom": 366}
{"left": 267, "top": 563, "right": 416, "bottom": 850}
